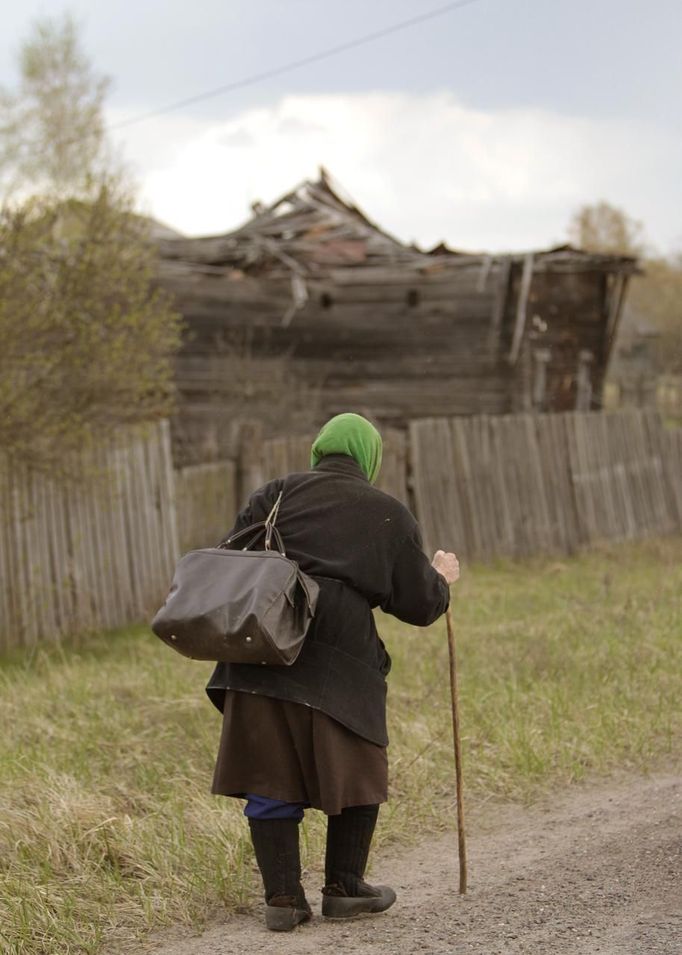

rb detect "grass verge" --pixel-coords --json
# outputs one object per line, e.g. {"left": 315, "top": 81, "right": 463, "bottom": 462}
{"left": 1, "top": 538, "right": 680, "bottom": 953}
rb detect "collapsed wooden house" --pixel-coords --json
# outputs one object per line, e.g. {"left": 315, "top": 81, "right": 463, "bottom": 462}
{"left": 157, "top": 169, "right": 638, "bottom": 462}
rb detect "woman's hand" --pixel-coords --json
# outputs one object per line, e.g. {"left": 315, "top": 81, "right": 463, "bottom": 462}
{"left": 432, "top": 550, "right": 460, "bottom": 585}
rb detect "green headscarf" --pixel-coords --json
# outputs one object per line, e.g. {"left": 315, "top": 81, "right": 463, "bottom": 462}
{"left": 310, "top": 413, "right": 383, "bottom": 484}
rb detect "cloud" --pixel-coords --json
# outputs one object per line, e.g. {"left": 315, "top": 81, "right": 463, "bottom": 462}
{"left": 112, "top": 91, "right": 682, "bottom": 252}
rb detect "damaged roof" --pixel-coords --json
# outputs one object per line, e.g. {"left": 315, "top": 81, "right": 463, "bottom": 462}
{"left": 157, "top": 168, "right": 639, "bottom": 279}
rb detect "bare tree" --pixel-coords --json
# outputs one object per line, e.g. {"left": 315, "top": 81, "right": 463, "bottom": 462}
{"left": 0, "top": 13, "right": 111, "bottom": 199}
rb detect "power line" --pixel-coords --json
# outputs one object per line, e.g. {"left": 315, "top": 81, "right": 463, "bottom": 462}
{"left": 109, "top": 0, "right": 484, "bottom": 132}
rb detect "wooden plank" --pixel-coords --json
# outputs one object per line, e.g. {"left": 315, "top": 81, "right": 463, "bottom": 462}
{"left": 499, "top": 416, "right": 524, "bottom": 555}
{"left": 641, "top": 411, "right": 675, "bottom": 535}
{"left": 487, "top": 416, "right": 515, "bottom": 556}
{"left": 43, "top": 475, "right": 66, "bottom": 635}
{"left": 116, "top": 438, "right": 145, "bottom": 618}
{"left": 175, "top": 458, "right": 238, "bottom": 552}
{"left": 488, "top": 258, "right": 512, "bottom": 351}
{"left": 95, "top": 441, "right": 122, "bottom": 629}
{"left": 526, "top": 413, "right": 554, "bottom": 553}
{"left": 83, "top": 447, "right": 112, "bottom": 630}
{"left": 145, "top": 424, "right": 169, "bottom": 600}
{"left": 508, "top": 254, "right": 535, "bottom": 365}
{"left": 409, "top": 419, "right": 447, "bottom": 558}
{"left": 11, "top": 464, "right": 34, "bottom": 647}
{"left": 553, "top": 413, "right": 575, "bottom": 551}
{"left": 237, "top": 420, "right": 266, "bottom": 505}
{"left": 378, "top": 428, "right": 409, "bottom": 506}
{"left": 450, "top": 417, "right": 481, "bottom": 559}
{"left": 627, "top": 411, "right": 653, "bottom": 536}
{"left": 137, "top": 428, "right": 163, "bottom": 612}
{"left": 562, "top": 413, "right": 589, "bottom": 545}
{"left": 469, "top": 415, "right": 497, "bottom": 560}
{"left": 607, "top": 413, "right": 636, "bottom": 541}
{"left": 99, "top": 439, "right": 129, "bottom": 625}
{"left": 604, "top": 274, "right": 629, "bottom": 349}
{"left": 662, "top": 428, "right": 682, "bottom": 528}
{"left": 0, "top": 461, "right": 22, "bottom": 650}
{"left": 116, "top": 433, "right": 144, "bottom": 618}
{"left": 32, "top": 470, "right": 57, "bottom": 641}
{"left": 67, "top": 450, "right": 96, "bottom": 632}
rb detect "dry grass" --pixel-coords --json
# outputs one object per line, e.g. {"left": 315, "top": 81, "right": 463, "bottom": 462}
{"left": 1, "top": 538, "right": 680, "bottom": 954}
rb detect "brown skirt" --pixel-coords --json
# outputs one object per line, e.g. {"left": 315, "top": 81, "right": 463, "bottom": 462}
{"left": 211, "top": 690, "right": 388, "bottom": 816}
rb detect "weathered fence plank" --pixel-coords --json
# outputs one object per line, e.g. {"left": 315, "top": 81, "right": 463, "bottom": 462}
{"left": 663, "top": 428, "right": 682, "bottom": 524}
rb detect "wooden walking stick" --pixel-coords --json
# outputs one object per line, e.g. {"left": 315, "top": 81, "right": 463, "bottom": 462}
{"left": 445, "top": 604, "right": 467, "bottom": 894}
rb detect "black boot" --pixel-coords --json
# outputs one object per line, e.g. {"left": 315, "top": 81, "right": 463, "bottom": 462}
{"left": 322, "top": 804, "right": 396, "bottom": 919}
{"left": 248, "top": 818, "right": 312, "bottom": 931}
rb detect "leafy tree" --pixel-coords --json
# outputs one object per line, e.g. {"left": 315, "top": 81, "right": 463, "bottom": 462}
{"left": 629, "top": 255, "right": 682, "bottom": 374}
{"left": 568, "top": 202, "right": 682, "bottom": 374}
{"left": 0, "top": 16, "right": 181, "bottom": 472}
{"left": 0, "top": 191, "right": 180, "bottom": 470}
{"left": 568, "top": 200, "right": 644, "bottom": 257}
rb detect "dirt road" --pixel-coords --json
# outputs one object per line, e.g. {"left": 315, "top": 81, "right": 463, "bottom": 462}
{"left": 143, "top": 773, "right": 681, "bottom": 955}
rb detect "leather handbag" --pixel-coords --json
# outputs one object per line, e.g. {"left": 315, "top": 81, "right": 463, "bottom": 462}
{"left": 151, "top": 493, "right": 319, "bottom": 665}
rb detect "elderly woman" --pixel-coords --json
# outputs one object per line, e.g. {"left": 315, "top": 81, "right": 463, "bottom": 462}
{"left": 206, "top": 413, "right": 459, "bottom": 931}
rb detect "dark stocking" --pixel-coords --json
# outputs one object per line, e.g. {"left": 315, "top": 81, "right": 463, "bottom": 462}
{"left": 248, "top": 818, "right": 306, "bottom": 905}
{"left": 324, "top": 804, "right": 380, "bottom": 896}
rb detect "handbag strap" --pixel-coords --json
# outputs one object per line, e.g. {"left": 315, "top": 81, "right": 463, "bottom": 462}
{"left": 220, "top": 491, "right": 286, "bottom": 555}
{"left": 263, "top": 492, "right": 283, "bottom": 551}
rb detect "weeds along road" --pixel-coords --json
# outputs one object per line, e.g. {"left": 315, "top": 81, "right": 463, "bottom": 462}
{"left": 140, "top": 772, "right": 681, "bottom": 955}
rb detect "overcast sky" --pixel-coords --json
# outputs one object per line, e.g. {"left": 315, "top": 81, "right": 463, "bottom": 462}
{"left": 2, "top": 0, "right": 681, "bottom": 252}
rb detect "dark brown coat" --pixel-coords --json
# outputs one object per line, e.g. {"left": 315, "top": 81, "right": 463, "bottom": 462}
{"left": 206, "top": 454, "right": 449, "bottom": 746}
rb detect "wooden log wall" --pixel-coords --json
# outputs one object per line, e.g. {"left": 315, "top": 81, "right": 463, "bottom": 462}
{"left": 164, "top": 262, "right": 513, "bottom": 444}
{"left": 410, "top": 411, "right": 682, "bottom": 561}
{"left": 163, "top": 257, "right": 623, "bottom": 465}
{"left": 0, "top": 422, "right": 178, "bottom": 652}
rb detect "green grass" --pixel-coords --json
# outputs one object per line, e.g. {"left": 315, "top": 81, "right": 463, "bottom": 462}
{"left": 1, "top": 538, "right": 681, "bottom": 954}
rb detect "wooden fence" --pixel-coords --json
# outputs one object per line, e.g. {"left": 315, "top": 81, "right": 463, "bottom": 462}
{"left": 172, "top": 430, "right": 407, "bottom": 553}
{"left": 410, "top": 411, "right": 682, "bottom": 560}
{"left": 1, "top": 411, "right": 680, "bottom": 652}
{"left": 0, "top": 422, "right": 178, "bottom": 652}
{"left": 175, "top": 413, "right": 680, "bottom": 561}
